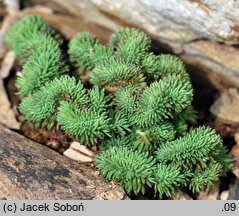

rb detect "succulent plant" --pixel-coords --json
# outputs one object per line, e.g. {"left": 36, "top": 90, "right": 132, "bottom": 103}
{"left": 5, "top": 16, "right": 232, "bottom": 198}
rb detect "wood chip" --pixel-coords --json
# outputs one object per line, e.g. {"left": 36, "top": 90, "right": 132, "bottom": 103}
{"left": 0, "top": 79, "right": 19, "bottom": 129}
{"left": 94, "top": 171, "right": 100, "bottom": 176}
{"left": 220, "top": 190, "right": 229, "bottom": 200}
{"left": 70, "top": 141, "right": 96, "bottom": 157}
{"left": 0, "top": 15, "right": 14, "bottom": 58}
{"left": 0, "top": 51, "right": 15, "bottom": 78}
{"left": 63, "top": 141, "right": 95, "bottom": 163}
{"left": 64, "top": 149, "right": 94, "bottom": 163}
{"left": 230, "top": 132, "right": 239, "bottom": 178}
{"left": 235, "top": 133, "right": 239, "bottom": 144}
{"left": 0, "top": 0, "right": 19, "bottom": 59}
{"left": 210, "top": 88, "right": 239, "bottom": 124}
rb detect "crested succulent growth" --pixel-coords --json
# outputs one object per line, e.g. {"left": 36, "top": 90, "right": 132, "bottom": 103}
{"left": 16, "top": 34, "right": 68, "bottom": 96}
{"left": 96, "top": 146, "right": 156, "bottom": 194}
{"left": 68, "top": 32, "right": 114, "bottom": 81}
{"left": 5, "top": 15, "right": 60, "bottom": 62}
{"left": 109, "top": 28, "right": 151, "bottom": 65}
{"left": 5, "top": 15, "right": 68, "bottom": 97}
{"left": 153, "top": 164, "right": 189, "bottom": 198}
{"left": 5, "top": 16, "right": 231, "bottom": 199}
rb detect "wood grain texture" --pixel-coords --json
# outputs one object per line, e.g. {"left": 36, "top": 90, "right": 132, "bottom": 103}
{"left": 23, "top": 0, "right": 239, "bottom": 90}
{"left": 0, "top": 125, "right": 128, "bottom": 200}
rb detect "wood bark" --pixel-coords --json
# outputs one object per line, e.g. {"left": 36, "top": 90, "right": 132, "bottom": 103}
{"left": 25, "top": 0, "right": 239, "bottom": 90}
{"left": 0, "top": 125, "right": 128, "bottom": 200}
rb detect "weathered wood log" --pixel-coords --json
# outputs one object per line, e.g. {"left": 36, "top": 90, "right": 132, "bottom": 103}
{"left": 24, "top": 0, "right": 239, "bottom": 90}
{"left": 16, "top": 7, "right": 112, "bottom": 43}
{"left": 26, "top": 0, "right": 239, "bottom": 44}
{"left": 228, "top": 178, "right": 239, "bottom": 200}
{"left": 0, "top": 125, "right": 128, "bottom": 200}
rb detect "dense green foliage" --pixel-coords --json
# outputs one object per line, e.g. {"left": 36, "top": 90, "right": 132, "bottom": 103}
{"left": 5, "top": 15, "right": 231, "bottom": 198}
{"left": 5, "top": 15, "right": 61, "bottom": 62}
{"left": 97, "top": 146, "right": 156, "bottom": 194}
{"left": 5, "top": 15, "right": 68, "bottom": 96}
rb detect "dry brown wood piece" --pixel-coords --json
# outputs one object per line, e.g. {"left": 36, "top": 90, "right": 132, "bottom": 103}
{"left": 64, "top": 141, "right": 95, "bottom": 163}
{"left": 0, "top": 125, "right": 128, "bottom": 200}
{"left": 0, "top": 79, "right": 19, "bottom": 129}
{"left": 0, "top": 51, "right": 15, "bottom": 78}
{"left": 220, "top": 190, "right": 229, "bottom": 200}
{"left": 18, "top": 6, "right": 112, "bottom": 42}
{"left": 24, "top": 0, "right": 239, "bottom": 91}
{"left": 210, "top": 88, "right": 239, "bottom": 125}
{"left": 230, "top": 132, "right": 239, "bottom": 178}
{"left": 0, "top": 0, "right": 19, "bottom": 59}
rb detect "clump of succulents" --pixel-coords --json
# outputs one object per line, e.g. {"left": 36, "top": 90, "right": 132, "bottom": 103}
{"left": 5, "top": 15, "right": 231, "bottom": 198}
